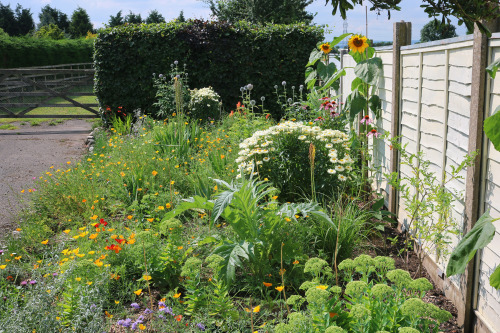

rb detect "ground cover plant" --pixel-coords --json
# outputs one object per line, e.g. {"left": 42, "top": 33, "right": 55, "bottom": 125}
{"left": 0, "top": 34, "right": 457, "bottom": 332}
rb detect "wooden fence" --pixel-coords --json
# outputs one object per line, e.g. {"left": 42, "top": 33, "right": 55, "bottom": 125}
{"left": 0, "top": 63, "right": 98, "bottom": 118}
{"left": 340, "top": 21, "right": 500, "bottom": 333}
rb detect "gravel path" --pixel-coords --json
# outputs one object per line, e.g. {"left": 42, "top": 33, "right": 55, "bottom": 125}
{"left": 0, "top": 119, "right": 92, "bottom": 237}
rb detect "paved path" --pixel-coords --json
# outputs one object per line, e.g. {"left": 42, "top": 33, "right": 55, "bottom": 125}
{"left": 0, "top": 120, "right": 92, "bottom": 237}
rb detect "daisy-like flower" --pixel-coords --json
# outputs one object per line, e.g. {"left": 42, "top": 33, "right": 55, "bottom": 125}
{"left": 338, "top": 175, "right": 347, "bottom": 181}
{"left": 348, "top": 34, "right": 369, "bottom": 54}
{"left": 325, "top": 143, "right": 333, "bottom": 149}
{"left": 298, "top": 135, "right": 307, "bottom": 140}
{"left": 360, "top": 115, "right": 373, "bottom": 125}
{"left": 263, "top": 157, "right": 270, "bottom": 162}
{"left": 319, "top": 43, "right": 332, "bottom": 54}
{"left": 367, "top": 128, "right": 382, "bottom": 138}
{"left": 335, "top": 165, "right": 345, "bottom": 172}
{"left": 327, "top": 169, "right": 336, "bottom": 174}
{"left": 330, "top": 157, "right": 338, "bottom": 163}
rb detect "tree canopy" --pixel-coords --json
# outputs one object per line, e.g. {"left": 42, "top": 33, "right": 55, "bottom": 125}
{"left": 69, "top": 7, "right": 93, "bottom": 38}
{"left": 420, "top": 19, "right": 457, "bottom": 43}
{"left": 108, "top": 10, "right": 124, "bottom": 27}
{"left": 125, "top": 11, "right": 142, "bottom": 24}
{"left": 145, "top": 10, "right": 165, "bottom": 24}
{"left": 0, "top": 2, "right": 34, "bottom": 36}
{"left": 38, "top": 5, "right": 69, "bottom": 32}
{"left": 202, "top": 0, "right": 315, "bottom": 25}
{"left": 15, "top": 4, "right": 35, "bottom": 35}
{"left": 323, "top": 0, "right": 499, "bottom": 35}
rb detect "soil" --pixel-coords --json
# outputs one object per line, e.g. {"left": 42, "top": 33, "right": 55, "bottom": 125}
{"left": 0, "top": 119, "right": 92, "bottom": 239}
{"left": 367, "top": 223, "right": 462, "bottom": 332}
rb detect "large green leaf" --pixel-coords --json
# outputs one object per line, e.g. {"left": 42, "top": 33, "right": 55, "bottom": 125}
{"left": 371, "top": 197, "right": 385, "bottom": 211}
{"left": 351, "top": 77, "right": 364, "bottom": 92}
{"left": 306, "top": 49, "right": 323, "bottom": 67}
{"left": 446, "top": 211, "right": 499, "bottom": 277}
{"left": 214, "top": 241, "right": 251, "bottom": 284}
{"left": 349, "top": 91, "right": 367, "bottom": 123}
{"left": 318, "top": 68, "right": 345, "bottom": 91}
{"left": 212, "top": 189, "right": 236, "bottom": 225}
{"left": 490, "top": 266, "right": 500, "bottom": 290}
{"left": 330, "top": 33, "right": 352, "bottom": 47}
{"left": 161, "top": 196, "right": 214, "bottom": 220}
{"left": 369, "top": 95, "right": 382, "bottom": 118}
{"left": 317, "top": 62, "right": 337, "bottom": 81}
{"left": 486, "top": 58, "right": 500, "bottom": 79}
{"left": 305, "top": 67, "right": 317, "bottom": 90}
{"left": 484, "top": 106, "right": 500, "bottom": 152}
{"left": 354, "top": 57, "right": 383, "bottom": 86}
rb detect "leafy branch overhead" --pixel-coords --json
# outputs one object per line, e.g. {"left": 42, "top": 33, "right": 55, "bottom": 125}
{"left": 323, "top": 0, "right": 500, "bottom": 35}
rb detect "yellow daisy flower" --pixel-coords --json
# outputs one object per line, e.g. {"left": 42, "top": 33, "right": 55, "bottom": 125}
{"left": 348, "top": 34, "right": 369, "bottom": 54}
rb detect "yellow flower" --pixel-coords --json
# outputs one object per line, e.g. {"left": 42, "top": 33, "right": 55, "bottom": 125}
{"left": 147, "top": 218, "right": 154, "bottom": 223}
{"left": 170, "top": 180, "right": 175, "bottom": 185}
{"left": 127, "top": 215, "right": 133, "bottom": 220}
{"left": 134, "top": 289, "right": 143, "bottom": 296}
{"left": 316, "top": 285, "right": 328, "bottom": 290}
{"left": 253, "top": 305, "right": 261, "bottom": 313}
{"left": 275, "top": 286, "right": 284, "bottom": 292}
{"left": 86, "top": 281, "right": 93, "bottom": 286}
{"left": 94, "top": 259, "right": 103, "bottom": 267}
{"left": 41, "top": 239, "right": 49, "bottom": 245}
{"left": 165, "top": 203, "right": 171, "bottom": 209}
{"left": 89, "top": 234, "right": 98, "bottom": 240}
{"left": 90, "top": 215, "right": 98, "bottom": 220}
{"left": 173, "top": 292, "right": 181, "bottom": 298}
{"left": 143, "top": 275, "right": 152, "bottom": 281}
{"left": 152, "top": 170, "right": 158, "bottom": 176}
{"left": 139, "top": 324, "right": 146, "bottom": 330}
{"left": 0, "top": 265, "right": 6, "bottom": 269}
{"left": 115, "top": 300, "right": 120, "bottom": 304}
{"left": 348, "top": 34, "right": 369, "bottom": 54}
{"left": 14, "top": 256, "right": 21, "bottom": 260}
{"left": 63, "top": 229, "right": 71, "bottom": 234}
{"left": 75, "top": 277, "right": 82, "bottom": 282}
{"left": 320, "top": 42, "right": 332, "bottom": 54}
{"left": 157, "top": 206, "right": 165, "bottom": 210}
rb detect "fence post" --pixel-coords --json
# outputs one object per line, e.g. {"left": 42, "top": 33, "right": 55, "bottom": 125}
{"left": 462, "top": 18, "right": 499, "bottom": 333}
{"left": 388, "top": 21, "right": 411, "bottom": 214}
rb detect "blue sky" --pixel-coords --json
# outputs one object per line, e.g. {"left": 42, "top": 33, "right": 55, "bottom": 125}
{"left": 14, "top": 0, "right": 467, "bottom": 41}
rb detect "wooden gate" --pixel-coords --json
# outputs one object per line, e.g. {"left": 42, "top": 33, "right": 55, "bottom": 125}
{"left": 0, "top": 63, "right": 99, "bottom": 119}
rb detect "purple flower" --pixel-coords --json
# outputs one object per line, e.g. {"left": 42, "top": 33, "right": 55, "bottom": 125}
{"left": 52, "top": 272, "right": 58, "bottom": 277}
{"left": 137, "top": 315, "right": 144, "bottom": 321}
{"left": 367, "top": 129, "right": 382, "bottom": 138}
{"left": 130, "top": 302, "right": 140, "bottom": 309}
{"left": 360, "top": 116, "right": 373, "bottom": 125}
{"left": 90, "top": 304, "right": 97, "bottom": 310}
{"left": 117, "top": 318, "right": 132, "bottom": 328}
{"left": 158, "top": 314, "right": 165, "bottom": 319}
{"left": 158, "top": 301, "right": 166, "bottom": 308}
{"left": 29, "top": 280, "right": 36, "bottom": 285}
{"left": 143, "top": 308, "right": 153, "bottom": 314}
{"left": 197, "top": 323, "right": 206, "bottom": 331}
{"left": 131, "top": 322, "right": 138, "bottom": 330}
{"left": 20, "top": 280, "right": 27, "bottom": 286}
{"left": 159, "top": 306, "right": 174, "bottom": 316}
{"left": 0, "top": 250, "right": 4, "bottom": 255}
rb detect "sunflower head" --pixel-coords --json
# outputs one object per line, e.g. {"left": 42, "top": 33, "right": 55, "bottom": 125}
{"left": 348, "top": 35, "right": 369, "bottom": 54}
{"left": 319, "top": 43, "right": 332, "bottom": 54}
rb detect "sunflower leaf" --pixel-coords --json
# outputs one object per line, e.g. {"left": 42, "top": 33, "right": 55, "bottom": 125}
{"left": 349, "top": 90, "right": 366, "bottom": 122}
{"left": 489, "top": 266, "right": 500, "bottom": 290}
{"left": 484, "top": 106, "right": 500, "bottom": 152}
{"left": 317, "top": 62, "right": 337, "bottom": 81}
{"left": 354, "top": 57, "right": 383, "bottom": 86}
{"left": 330, "top": 33, "right": 352, "bottom": 47}
{"left": 306, "top": 49, "right": 323, "bottom": 67}
{"left": 486, "top": 57, "right": 500, "bottom": 79}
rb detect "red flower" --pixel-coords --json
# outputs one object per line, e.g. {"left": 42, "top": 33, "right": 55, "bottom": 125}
{"left": 99, "top": 219, "right": 108, "bottom": 226}
{"left": 115, "top": 238, "right": 125, "bottom": 244}
{"left": 105, "top": 244, "right": 122, "bottom": 254}
{"left": 174, "top": 315, "right": 182, "bottom": 322}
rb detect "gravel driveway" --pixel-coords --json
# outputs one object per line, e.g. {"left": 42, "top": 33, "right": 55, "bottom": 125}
{"left": 0, "top": 119, "right": 92, "bottom": 237}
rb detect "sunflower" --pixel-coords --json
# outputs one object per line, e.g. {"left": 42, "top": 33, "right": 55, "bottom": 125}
{"left": 319, "top": 43, "right": 332, "bottom": 54}
{"left": 348, "top": 35, "right": 369, "bottom": 54}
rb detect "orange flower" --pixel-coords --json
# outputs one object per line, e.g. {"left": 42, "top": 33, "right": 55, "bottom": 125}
{"left": 174, "top": 315, "right": 182, "bottom": 321}
{"left": 152, "top": 170, "right": 158, "bottom": 176}
{"left": 134, "top": 289, "right": 142, "bottom": 295}
{"left": 173, "top": 292, "right": 181, "bottom": 298}
{"left": 263, "top": 282, "right": 272, "bottom": 287}
{"left": 41, "top": 239, "right": 49, "bottom": 245}
{"left": 275, "top": 286, "right": 284, "bottom": 292}
{"left": 143, "top": 275, "right": 152, "bottom": 281}
{"left": 293, "top": 260, "right": 299, "bottom": 265}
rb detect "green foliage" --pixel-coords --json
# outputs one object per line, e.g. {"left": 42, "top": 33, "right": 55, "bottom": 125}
{"left": 420, "top": 19, "right": 457, "bottom": 43}
{"left": 146, "top": 10, "right": 165, "bottom": 24}
{"left": 69, "top": 7, "right": 93, "bottom": 38}
{"left": 108, "top": 10, "right": 124, "bottom": 27}
{"left": 484, "top": 105, "right": 500, "bottom": 152}
{"left": 0, "top": 34, "right": 93, "bottom": 68}
{"left": 387, "top": 139, "right": 476, "bottom": 276}
{"left": 34, "top": 23, "right": 64, "bottom": 40}
{"left": 0, "top": 3, "right": 33, "bottom": 36}
{"left": 188, "top": 87, "right": 222, "bottom": 122}
{"left": 152, "top": 63, "right": 190, "bottom": 119}
{"left": 446, "top": 211, "right": 500, "bottom": 278}
{"left": 38, "top": 4, "right": 69, "bottom": 32}
{"left": 93, "top": 20, "right": 323, "bottom": 119}
{"left": 203, "top": 0, "right": 315, "bottom": 25}
{"left": 124, "top": 11, "right": 142, "bottom": 24}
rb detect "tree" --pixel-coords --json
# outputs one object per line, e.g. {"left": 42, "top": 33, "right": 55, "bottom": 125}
{"left": 420, "top": 19, "right": 457, "bottom": 42}
{"left": 38, "top": 5, "right": 69, "bottom": 32}
{"left": 177, "top": 10, "right": 186, "bottom": 22}
{"left": 34, "top": 23, "right": 64, "bottom": 40}
{"left": 15, "top": 4, "right": 35, "bottom": 35}
{"left": 203, "top": 0, "right": 315, "bottom": 24}
{"left": 69, "top": 7, "right": 93, "bottom": 38}
{"left": 322, "top": 0, "right": 499, "bottom": 35}
{"left": 145, "top": 10, "right": 165, "bottom": 24}
{"left": 124, "top": 11, "right": 142, "bottom": 24}
{"left": 0, "top": 2, "right": 16, "bottom": 35}
{"left": 108, "top": 10, "right": 124, "bottom": 27}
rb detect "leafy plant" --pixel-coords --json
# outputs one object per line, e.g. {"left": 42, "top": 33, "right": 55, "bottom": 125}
{"left": 386, "top": 139, "right": 476, "bottom": 276}
{"left": 152, "top": 62, "right": 190, "bottom": 119}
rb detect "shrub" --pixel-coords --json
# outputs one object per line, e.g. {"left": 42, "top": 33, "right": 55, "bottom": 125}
{"left": 93, "top": 20, "right": 323, "bottom": 118}
{"left": 188, "top": 87, "right": 221, "bottom": 122}
{"left": 236, "top": 120, "right": 355, "bottom": 202}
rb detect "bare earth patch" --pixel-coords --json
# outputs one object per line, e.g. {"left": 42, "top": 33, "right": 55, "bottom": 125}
{"left": 0, "top": 119, "right": 92, "bottom": 238}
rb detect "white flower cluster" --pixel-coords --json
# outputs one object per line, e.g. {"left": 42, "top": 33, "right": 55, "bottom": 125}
{"left": 190, "top": 87, "right": 220, "bottom": 106}
{"left": 236, "top": 121, "right": 354, "bottom": 180}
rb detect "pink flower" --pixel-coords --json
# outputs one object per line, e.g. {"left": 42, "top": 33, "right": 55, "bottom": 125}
{"left": 367, "top": 128, "right": 382, "bottom": 138}
{"left": 360, "top": 115, "right": 373, "bottom": 125}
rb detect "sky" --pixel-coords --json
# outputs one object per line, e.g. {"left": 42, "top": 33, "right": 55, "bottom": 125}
{"left": 12, "top": 0, "right": 467, "bottom": 42}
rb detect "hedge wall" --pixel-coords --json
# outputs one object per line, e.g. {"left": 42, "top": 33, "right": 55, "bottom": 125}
{"left": 0, "top": 36, "right": 94, "bottom": 68}
{"left": 94, "top": 20, "right": 324, "bottom": 118}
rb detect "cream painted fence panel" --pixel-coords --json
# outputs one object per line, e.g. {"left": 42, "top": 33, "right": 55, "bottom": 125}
{"left": 340, "top": 33, "right": 500, "bottom": 331}
{"left": 476, "top": 37, "right": 500, "bottom": 331}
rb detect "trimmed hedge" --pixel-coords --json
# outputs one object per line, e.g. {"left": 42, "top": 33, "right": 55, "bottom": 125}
{"left": 0, "top": 36, "right": 94, "bottom": 68}
{"left": 94, "top": 20, "right": 323, "bottom": 118}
